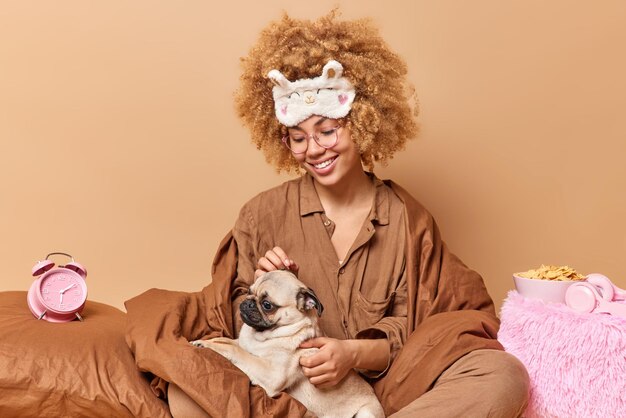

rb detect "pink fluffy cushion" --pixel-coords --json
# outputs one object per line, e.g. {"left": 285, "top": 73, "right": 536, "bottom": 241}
{"left": 498, "top": 290, "right": 626, "bottom": 418}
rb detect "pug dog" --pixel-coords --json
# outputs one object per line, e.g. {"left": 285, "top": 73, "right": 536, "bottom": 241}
{"left": 191, "top": 270, "right": 385, "bottom": 418}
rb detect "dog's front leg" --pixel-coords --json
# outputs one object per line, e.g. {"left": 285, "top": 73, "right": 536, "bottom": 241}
{"left": 191, "top": 338, "right": 287, "bottom": 397}
{"left": 190, "top": 337, "right": 239, "bottom": 361}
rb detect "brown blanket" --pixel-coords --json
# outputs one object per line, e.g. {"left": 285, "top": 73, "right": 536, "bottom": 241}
{"left": 124, "top": 180, "right": 502, "bottom": 416}
{"left": 0, "top": 291, "right": 170, "bottom": 418}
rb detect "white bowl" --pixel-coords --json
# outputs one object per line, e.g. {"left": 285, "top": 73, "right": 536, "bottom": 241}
{"left": 512, "top": 275, "right": 579, "bottom": 304}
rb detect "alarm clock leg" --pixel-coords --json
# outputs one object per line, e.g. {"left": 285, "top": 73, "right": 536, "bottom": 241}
{"left": 75, "top": 312, "right": 84, "bottom": 321}
{"left": 38, "top": 311, "right": 47, "bottom": 320}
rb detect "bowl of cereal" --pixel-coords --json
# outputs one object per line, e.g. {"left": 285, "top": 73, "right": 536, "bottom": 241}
{"left": 513, "top": 265, "right": 586, "bottom": 304}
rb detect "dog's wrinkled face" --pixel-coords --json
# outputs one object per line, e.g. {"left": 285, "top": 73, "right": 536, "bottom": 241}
{"left": 240, "top": 270, "right": 323, "bottom": 332}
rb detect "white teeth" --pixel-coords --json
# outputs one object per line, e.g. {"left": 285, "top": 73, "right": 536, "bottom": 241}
{"left": 313, "top": 158, "right": 335, "bottom": 169}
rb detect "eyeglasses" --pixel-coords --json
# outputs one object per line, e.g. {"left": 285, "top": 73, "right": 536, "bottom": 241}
{"left": 281, "top": 126, "right": 341, "bottom": 154}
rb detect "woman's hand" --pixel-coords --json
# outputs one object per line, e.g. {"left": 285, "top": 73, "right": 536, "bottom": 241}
{"left": 299, "top": 337, "right": 390, "bottom": 388}
{"left": 254, "top": 246, "right": 299, "bottom": 279}
{"left": 298, "top": 337, "right": 357, "bottom": 388}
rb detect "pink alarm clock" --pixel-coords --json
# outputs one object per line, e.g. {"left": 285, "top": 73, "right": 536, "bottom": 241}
{"left": 27, "top": 252, "right": 88, "bottom": 322}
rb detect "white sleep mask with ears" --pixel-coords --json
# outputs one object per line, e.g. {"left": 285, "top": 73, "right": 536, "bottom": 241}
{"left": 267, "top": 60, "right": 356, "bottom": 127}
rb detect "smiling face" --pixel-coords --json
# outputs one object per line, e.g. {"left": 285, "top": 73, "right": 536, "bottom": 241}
{"left": 239, "top": 271, "right": 323, "bottom": 332}
{"left": 287, "top": 116, "right": 364, "bottom": 190}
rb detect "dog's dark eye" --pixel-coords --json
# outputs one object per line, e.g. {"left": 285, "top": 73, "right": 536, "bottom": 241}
{"left": 261, "top": 300, "right": 273, "bottom": 311}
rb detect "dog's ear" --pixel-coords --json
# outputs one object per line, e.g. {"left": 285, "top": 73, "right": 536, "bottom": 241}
{"left": 297, "top": 287, "right": 324, "bottom": 317}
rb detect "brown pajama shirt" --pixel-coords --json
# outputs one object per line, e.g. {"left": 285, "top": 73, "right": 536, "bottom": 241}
{"left": 231, "top": 173, "right": 407, "bottom": 372}
{"left": 125, "top": 173, "right": 505, "bottom": 416}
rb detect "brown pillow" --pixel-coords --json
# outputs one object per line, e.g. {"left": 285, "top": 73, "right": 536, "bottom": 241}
{"left": 0, "top": 291, "right": 170, "bottom": 418}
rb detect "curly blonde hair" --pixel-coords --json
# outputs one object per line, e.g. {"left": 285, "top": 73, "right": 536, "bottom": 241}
{"left": 235, "top": 10, "right": 419, "bottom": 173}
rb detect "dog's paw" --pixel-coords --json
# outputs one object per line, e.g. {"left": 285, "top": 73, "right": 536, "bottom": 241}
{"left": 189, "top": 338, "right": 239, "bottom": 362}
{"left": 190, "top": 339, "right": 210, "bottom": 348}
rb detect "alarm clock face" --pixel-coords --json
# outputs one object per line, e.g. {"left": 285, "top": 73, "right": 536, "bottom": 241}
{"left": 38, "top": 269, "right": 87, "bottom": 313}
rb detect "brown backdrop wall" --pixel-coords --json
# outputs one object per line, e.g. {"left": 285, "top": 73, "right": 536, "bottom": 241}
{"left": 1, "top": 0, "right": 625, "bottom": 313}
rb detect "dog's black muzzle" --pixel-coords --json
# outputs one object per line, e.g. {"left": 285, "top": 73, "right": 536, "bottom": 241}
{"left": 239, "top": 299, "right": 275, "bottom": 331}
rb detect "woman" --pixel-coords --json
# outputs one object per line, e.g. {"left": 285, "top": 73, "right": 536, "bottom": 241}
{"left": 128, "top": 11, "right": 530, "bottom": 417}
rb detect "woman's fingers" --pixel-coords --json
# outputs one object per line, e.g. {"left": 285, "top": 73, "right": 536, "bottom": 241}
{"left": 270, "top": 247, "right": 289, "bottom": 264}
{"left": 256, "top": 247, "right": 299, "bottom": 275}
{"left": 264, "top": 248, "right": 285, "bottom": 269}
{"left": 301, "top": 361, "right": 332, "bottom": 378}
{"left": 254, "top": 247, "right": 299, "bottom": 280}
{"left": 268, "top": 247, "right": 299, "bottom": 270}
{"left": 308, "top": 374, "right": 336, "bottom": 388}
{"left": 301, "top": 366, "right": 339, "bottom": 388}
{"left": 300, "top": 352, "right": 328, "bottom": 369}
{"left": 257, "top": 256, "right": 278, "bottom": 272}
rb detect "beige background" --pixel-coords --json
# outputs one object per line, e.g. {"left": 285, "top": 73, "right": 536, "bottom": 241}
{"left": 1, "top": 1, "right": 625, "bottom": 314}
